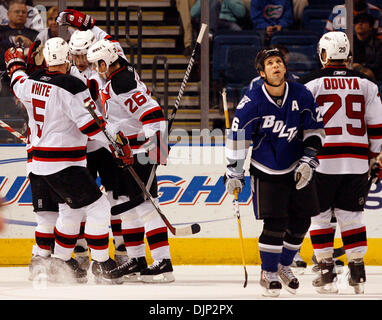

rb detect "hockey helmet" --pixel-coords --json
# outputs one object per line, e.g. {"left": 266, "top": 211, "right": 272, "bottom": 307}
{"left": 87, "top": 39, "right": 119, "bottom": 73}
{"left": 255, "top": 48, "right": 286, "bottom": 73}
{"left": 69, "top": 30, "right": 96, "bottom": 56}
{"left": 43, "top": 37, "right": 71, "bottom": 67}
{"left": 318, "top": 31, "right": 350, "bottom": 66}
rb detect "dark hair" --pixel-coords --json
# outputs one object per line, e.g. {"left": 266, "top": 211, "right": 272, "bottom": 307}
{"left": 354, "top": 13, "right": 375, "bottom": 26}
{"left": 255, "top": 48, "right": 286, "bottom": 73}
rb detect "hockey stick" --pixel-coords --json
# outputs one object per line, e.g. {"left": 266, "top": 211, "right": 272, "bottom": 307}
{"left": 233, "top": 189, "right": 248, "bottom": 288}
{"left": 84, "top": 102, "right": 201, "bottom": 236}
{"left": 0, "top": 119, "right": 27, "bottom": 143}
{"left": 223, "top": 91, "right": 248, "bottom": 288}
{"left": 144, "top": 23, "right": 208, "bottom": 195}
{"left": 167, "top": 23, "right": 207, "bottom": 130}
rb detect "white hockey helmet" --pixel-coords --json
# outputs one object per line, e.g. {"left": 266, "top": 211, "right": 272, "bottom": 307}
{"left": 43, "top": 37, "right": 71, "bottom": 67}
{"left": 69, "top": 30, "right": 96, "bottom": 56}
{"left": 87, "top": 39, "right": 119, "bottom": 74}
{"left": 318, "top": 31, "right": 350, "bottom": 66}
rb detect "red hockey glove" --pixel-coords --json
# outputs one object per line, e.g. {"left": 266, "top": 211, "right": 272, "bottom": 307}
{"left": 26, "top": 40, "right": 45, "bottom": 75}
{"left": 4, "top": 47, "right": 26, "bottom": 77}
{"left": 110, "top": 131, "right": 134, "bottom": 167}
{"left": 56, "top": 9, "right": 95, "bottom": 30}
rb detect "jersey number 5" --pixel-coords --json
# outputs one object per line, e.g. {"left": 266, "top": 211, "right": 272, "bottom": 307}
{"left": 32, "top": 98, "right": 46, "bottom": 138}
{"left": 316, "top": 93, "right": 365, "bottom": 136}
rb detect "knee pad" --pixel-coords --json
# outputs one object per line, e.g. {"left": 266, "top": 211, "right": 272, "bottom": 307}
{"left": 310, "top": 208, "right": 333, "bottom": 231}
{"left": 35, "top": 211, "right": 58, "bottom": 233}
{"left": 334, "top": 208, "right": 364, "bottom": 232}
{"left": 260, "top": 218, "right": 288, "bottom": 246}
{"left": 136, "top": 199, "right": 159, "bottom": 224}
{"left": 84, "top": 195, "right": 111, "bottom": 234}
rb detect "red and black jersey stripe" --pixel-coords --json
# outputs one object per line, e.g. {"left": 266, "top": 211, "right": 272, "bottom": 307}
{"left": 30, "top": 146, "right": 87, "bottom": 162}
{"left": 79, "top": 117, "right": 105, "bottom": 137}
{"left": 367, "top": 124, "right": 382, "bottom": 139}
{"left": 140, "top": 106, "right": 165, "bottom": 126}
{"left": 317, "top": 143, "right": 369, "bottom": 160}
{"left": 111, "top": 219, "right": 122, "bottom": 237}
{"left": 126, "top": 133, "right": 149, "bottom": 149}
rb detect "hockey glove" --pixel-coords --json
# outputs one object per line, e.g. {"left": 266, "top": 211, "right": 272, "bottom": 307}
{"left": 369, "top": 155, "right": 382, "bottom": 184}
{"left": 26, "top": 40, "right": 45, "bottom": 75}
{"left": 4, "top": 47, "right": 26, "bottom": 77}
{"left": 110, "top": 131, "right": 134, "bottom": 167}
{"left": 294, "top": 149, "right": 319, "bottom": 190}
{"left": 224, "top": 170, "right": 245, "bottom": 195}
{"left": 56, "top": 9, "right": 95, "bottom": 30}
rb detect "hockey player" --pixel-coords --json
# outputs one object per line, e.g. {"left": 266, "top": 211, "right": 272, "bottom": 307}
{"left": 4, "top": 37, "right": 132, "bottom": 284}
{"left": 299, "top": 31, "right": 382, "bottom": 294}
{"left": 67, "top": 28, "right": 129, "bottom": 269}
{"left": 224, "top": 48, "right": 325, "bottom": 297}
{"left": 86, "top": 38, "right": 175, "bottom": 283}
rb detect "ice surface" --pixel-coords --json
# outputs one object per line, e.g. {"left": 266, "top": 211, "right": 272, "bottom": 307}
{"left": 0, "top": 265, "right": 381, "bottom": 300}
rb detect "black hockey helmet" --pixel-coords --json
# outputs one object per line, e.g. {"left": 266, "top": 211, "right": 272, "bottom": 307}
{"left": 255, "top": 48, "right": 286, "bottom": 73}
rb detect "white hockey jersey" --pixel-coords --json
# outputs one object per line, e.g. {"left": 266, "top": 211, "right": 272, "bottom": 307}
{"left": 70, "top": 66, "right": 107, "bottom": 153}
{"left": 300, "top": 66, "right": 382, "bottom": 174}
{"left": 11, "top": 68, "right": 114, "bottom": 176}
{"left": 100, "top": 63, "right": 165, "bottom": 153}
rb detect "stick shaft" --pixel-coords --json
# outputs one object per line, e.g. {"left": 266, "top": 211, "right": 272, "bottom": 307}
{"left": 84, "top": 102, "right": 200, "bottom": 236}
{"left": 0, "top": 119, "right": 27, "bottom": 143}
{"left": 167, "top": 23, "right": 207, "bottom": 130}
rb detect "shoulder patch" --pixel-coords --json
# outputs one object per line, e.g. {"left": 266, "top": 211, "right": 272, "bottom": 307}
{"left": 110, "top": 67, "right": 137, "bottom": 95}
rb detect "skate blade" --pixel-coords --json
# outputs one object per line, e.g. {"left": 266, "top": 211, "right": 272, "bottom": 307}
{"left": 315, "top": 283, "right": 338, "bottom": 294}
{"left": 261, "top": 287, "right": 281, "bottom": 297}
{"left": 291, "top": 267, "right": 305, "bottom": 275}
{"left": 123, "top": 273, "right": 142, "bottom": 282}
{"left": 351, "top": 283, "right": 365, "bottom": 294}
{"left": 141, "top": 272, "right": 175, "bottom": 283}
{"left": 94, "top": 276, "right": 124, "bottom": 285}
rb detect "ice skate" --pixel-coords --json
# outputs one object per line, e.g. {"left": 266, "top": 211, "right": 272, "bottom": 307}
{"left": 117, "top": 256, "right": 147, "bottom": 282}
{"left": 260, "top": 270, "right": 282, "bottom": 297}
{"left": 114, "top": 245, "right": 130, "bottom": 267}
{"left": 278, "top": 264, "right": 299, "bottom": 294}
{"left": 312, "top": 258, "right": 338, "bottom": 294}
{"left": 291, "top": 251, "right": 307, "bottom": 274}
{"left": 91, "top": 258, "right": 124, "bottom": 284}
{"left": 141, "top": 258, "right": 175, "bottom": 283}
{"left": 348, "top": 258, "right": 366, "bottom": 294}
{"left": 48, "top": 256, "right": 88, "bottom": 283}
{"left": 74, "top": 246, "right": 90, "bottom": 270}
{"left": 28, "top": 255, "right": 50, "bottom": 281}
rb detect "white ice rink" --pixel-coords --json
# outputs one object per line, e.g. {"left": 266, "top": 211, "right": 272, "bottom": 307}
{"left": 0, "top": 265, "right": 381, "bottom": 300}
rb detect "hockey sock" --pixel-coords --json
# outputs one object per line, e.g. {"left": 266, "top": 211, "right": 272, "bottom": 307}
{"left": 84, "top": 195, "right": 111, "bottom": 262}
{"left": 54, "top": 203, "right": 84, "bottom": 261}
{"left": 34, "top": 210, "right": 58, "bottom": 257}
{"left": 259, "top": 218, "right": 287, "bottom": 272}
{"left": 121, "top": 208, "right": 146, "bottom": 258}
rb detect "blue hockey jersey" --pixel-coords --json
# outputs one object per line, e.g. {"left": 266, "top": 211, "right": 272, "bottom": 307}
{"left": 226, "top": 81, "right": 325, "bottom": 175}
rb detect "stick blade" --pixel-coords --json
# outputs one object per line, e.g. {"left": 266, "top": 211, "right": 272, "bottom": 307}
{"left": 174, "top": 223, "right": 201, "bottom": 236}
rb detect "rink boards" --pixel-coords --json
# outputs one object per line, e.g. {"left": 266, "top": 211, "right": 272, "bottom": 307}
{"left": 1, "top": 145, "right": 382, "bottom": 265}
